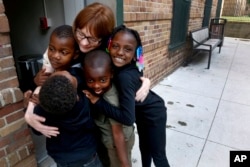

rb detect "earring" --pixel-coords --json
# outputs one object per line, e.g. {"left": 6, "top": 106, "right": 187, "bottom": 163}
{"left": 136, "top": 46, "right": 144, "bottom": 72}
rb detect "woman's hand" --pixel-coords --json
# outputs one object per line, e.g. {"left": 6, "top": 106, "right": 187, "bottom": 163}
{"left": 25, "top": 110, "right": 59, "bottom": 138}
{"left": 135, "top": 77, "right": 151, "bottom": 102}
{"left": 34, "top": 68, "right": 51, "bottom": 86}
{"left": 82, "top": 90, "right": 100, "bottom": 104}
{"left": 24, "top": 91, "right": 59, "bottom": 138}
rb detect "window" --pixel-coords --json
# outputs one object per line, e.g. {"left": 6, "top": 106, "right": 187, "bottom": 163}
{"left": 202, "top": 0, "right": 213, "bottom": 27}
{"left": 169, "top": 0, "right": 191, "bottom": 50}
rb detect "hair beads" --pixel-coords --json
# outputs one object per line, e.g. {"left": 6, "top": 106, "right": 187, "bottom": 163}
{"left": 136, "top": 46, "right": 144, "bottom": 72}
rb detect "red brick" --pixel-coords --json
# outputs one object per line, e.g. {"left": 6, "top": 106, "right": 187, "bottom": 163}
{"left": 0, "top": 3, "right": 5, "bottom": 13}
{"left": 0, "top": 34, "right": 10, "bottom": 45}
{"left": 0, "top": 69, "right": 17, "bottom": 85}
{"left": 18, "top": 147, "right": 29, "bottom": 160}
{"left": 0, "top": 136, "right": 11, "bottom": 148}
{"left": 0, "top": 15, "right": 9, "bottom": 33}
{"left": 14, "top": 154, "right": 37, "bottom": 167}
{"left": 0, "top": 157, "right": 8, "bottom": 167}
{"left": 6, "top": 135, "right": 32, "bottom": 154}
{"left": 0, "top": 118, "right": 5, "bottom": 128}
{"left": 0, "top": 57, "right": 15, "bottom": 69}
{"left": 6, "top": 110, "right": 24, "bottom": 124}
{"left": 13, "top": 128, "right": 30, "bottom": 141}
{"left": 2, "top": 89, "right": 14, "bottom": 105}
{"left": 14, "top": 88, "right": 24, "bottom": 103}
{"left": 0, "top": 46, "right": 12, "bottom": 57}
{"left": 7, "top": 152, "right": 19, "bottom": 166}
{"left": 0, "top": 149, "right": 6, "bottom": 159}
{"left": 26, "top": 142, "right": 35, "bottom": 154}
{"left": 0, "top": 102, "right": 24, "bottom": 117}
{"left": 0, "top": 77, "right": 19, "bottom": 91}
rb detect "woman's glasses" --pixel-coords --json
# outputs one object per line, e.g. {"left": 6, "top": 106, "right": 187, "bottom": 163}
{"left": 75, "top": 29, "right": 101, "bottom": 44}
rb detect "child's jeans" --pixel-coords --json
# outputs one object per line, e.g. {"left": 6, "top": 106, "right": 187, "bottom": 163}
{"left": 57, "top": 153, "right": 103, "bottom": 167}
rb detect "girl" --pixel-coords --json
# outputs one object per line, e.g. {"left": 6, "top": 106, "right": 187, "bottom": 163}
{"left": 87, "top": 25, "right": 170, "bottom": 167}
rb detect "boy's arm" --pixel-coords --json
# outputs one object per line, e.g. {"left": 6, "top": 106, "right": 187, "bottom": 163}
{"left": 111, "top": 123, "right": 131, "bottom": 167}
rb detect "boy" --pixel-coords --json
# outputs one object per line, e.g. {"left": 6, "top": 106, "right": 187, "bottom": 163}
{"left": 82, "top": 50, "right": 134, "bottom": 167}
{"left": 33, "top": 70, "right": 102, "bottom": 167}
{"left": 24, "top": 24, "right": 82, "bottom": 137}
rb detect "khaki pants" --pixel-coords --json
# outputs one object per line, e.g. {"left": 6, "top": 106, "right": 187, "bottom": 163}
{"left": 106, "top": 133, "right": 135, "bottom": 167}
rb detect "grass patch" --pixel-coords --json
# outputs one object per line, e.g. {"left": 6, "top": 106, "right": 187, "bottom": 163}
{"left": 221, "top": 16, "right": 250, "bottom": 22}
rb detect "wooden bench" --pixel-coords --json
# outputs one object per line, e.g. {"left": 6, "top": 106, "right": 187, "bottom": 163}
{"left": 190, "top": 27, "right": 222, "bottom": 69}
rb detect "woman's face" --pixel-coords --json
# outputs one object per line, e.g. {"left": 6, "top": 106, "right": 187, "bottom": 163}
{"left": 109, "top": 31, "right": 137, "bottom": 68}
{"left": 75, "top": 27, "right": 101, "bottom": 53}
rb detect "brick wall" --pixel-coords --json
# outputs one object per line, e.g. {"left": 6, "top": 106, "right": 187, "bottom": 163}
{"left": 224, "top": 21, "right": 250, "bottom": 39}
{"left": 223, "top": 0, "right": 247, "bottom": 16}
{"left": 123, "top": 0, "right": 176, "bottom": 86}
{"left": 0, "top": 0, "right": 37, "bottom": 166}
{"left": 123, "top": 0, "right": 218, "bottom": 86}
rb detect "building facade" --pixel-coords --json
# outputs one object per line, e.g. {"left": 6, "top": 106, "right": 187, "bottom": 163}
{"left": 0, "top": 0, "right": 219, "bottom": 166}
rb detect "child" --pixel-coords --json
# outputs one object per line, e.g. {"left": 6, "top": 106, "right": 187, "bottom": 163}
{"left": 90, "top": 25, "right": 171, "bottom": 167}
{"left": 24, "top": 24, "right": 82, "bottom": 136}
{"left": 34, "top": 24, "right": 82, "bottom": 88}
{"left": 82, "top": 50, "right": 134, "bottom": 167}
{"left": 33, "top": 71, "right": 103, "bottom": 167}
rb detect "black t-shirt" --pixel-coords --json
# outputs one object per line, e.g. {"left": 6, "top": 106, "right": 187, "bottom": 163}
{"left": 33, "top": 92, "right": 97, "bottom": 164}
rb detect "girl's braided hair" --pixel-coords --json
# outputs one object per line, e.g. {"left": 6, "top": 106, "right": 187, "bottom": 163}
{"left": 108, "top": 25, "right": 142, "bottom": 49}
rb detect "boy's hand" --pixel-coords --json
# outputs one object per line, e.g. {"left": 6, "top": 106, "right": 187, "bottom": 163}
{"left": 34, "top": 68, "right": 51, "bottom": 86}
{"left": 82, "top": 90, "right": 100, "bottom": 104}
{"left": 30, "top": 93, "right": 40, "bottom": 104}
{"left": 23, "top": 90, "right": 33, "bottom": 108}
{"left": 23, "top": 90, "right": 40, "bottom": 108}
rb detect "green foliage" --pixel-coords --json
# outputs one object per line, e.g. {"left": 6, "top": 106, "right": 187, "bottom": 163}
{"left": 221, "top": 16, "right": 250, "bottom": 23}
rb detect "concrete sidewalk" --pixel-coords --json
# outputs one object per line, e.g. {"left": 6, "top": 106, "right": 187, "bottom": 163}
{"left": 132, "top": 37, "right": 250, "bottom": 167}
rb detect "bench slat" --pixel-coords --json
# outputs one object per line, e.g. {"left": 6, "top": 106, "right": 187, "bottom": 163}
{"left": 195, "top": 39, "right": 221, "bottom": 51}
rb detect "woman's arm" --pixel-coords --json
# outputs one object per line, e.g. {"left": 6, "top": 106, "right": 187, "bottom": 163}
{"left": 25, "top": 110, "right": 59, "bottom": 138}
{"left": 23, "top": 91, "right": 59, "bottom": 138}
{"left": 135, "top": 76, "right": 150, "bottom": 102}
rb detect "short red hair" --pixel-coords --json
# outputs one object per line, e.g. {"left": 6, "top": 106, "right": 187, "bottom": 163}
{"left": 73, "top": 2, "right": 115, "bottom": 40}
